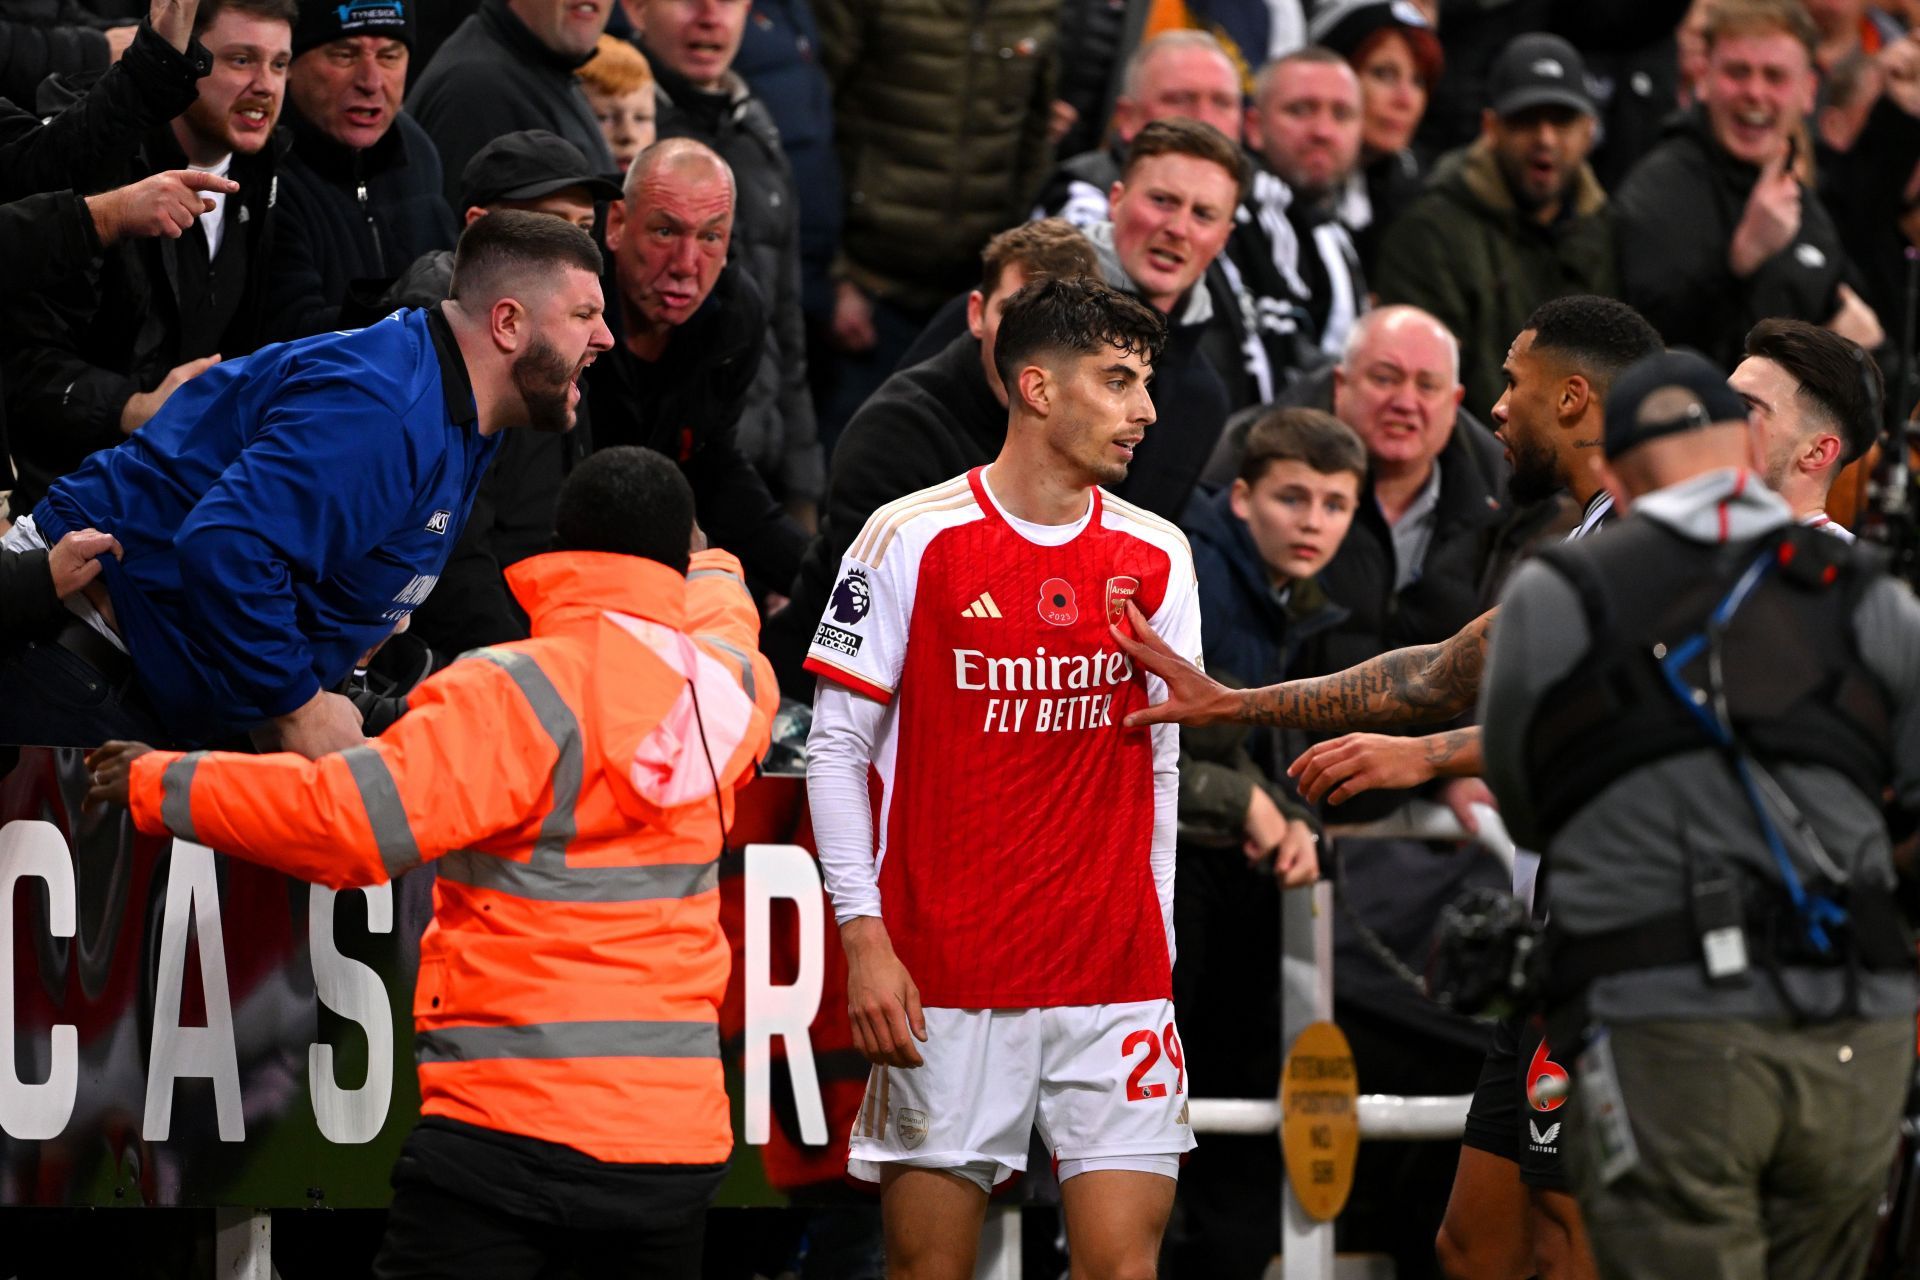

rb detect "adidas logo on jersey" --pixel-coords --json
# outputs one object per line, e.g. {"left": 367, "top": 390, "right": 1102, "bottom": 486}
{"left": 961, "top": 592, "right": 1003, "bottom": 619}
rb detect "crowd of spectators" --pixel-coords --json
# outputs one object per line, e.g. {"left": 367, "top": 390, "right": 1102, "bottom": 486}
{"left": 0, "top": 0, "right": 1916, "bottom": 1275}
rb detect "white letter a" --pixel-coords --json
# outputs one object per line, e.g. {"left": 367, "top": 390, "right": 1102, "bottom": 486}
{"left": 144, "top": 842, "right": 243, "bottom": 1141}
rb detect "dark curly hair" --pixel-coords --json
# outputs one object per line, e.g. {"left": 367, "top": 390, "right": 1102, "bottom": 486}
{"left": 1525, "top": 294, "right": 1664, "bottom": 402}
{"left": 1744, "top": 318, "right": 1883, "bottom": 465}
{"left": 554, "top": 447, "right": 695, "bottom": 574}
{"left": 992, "top": 276, "right": 1167, "bottom": 404}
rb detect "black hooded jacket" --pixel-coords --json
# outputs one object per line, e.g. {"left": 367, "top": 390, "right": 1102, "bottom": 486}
{"left": 647, "top": 52, "right": 820, "bottom": 508}
{"left": 2, "top": 82, "right": 287, "bottom": 515}
{"left": 586, "top": 264, "right": 805, "bottom": 591}
{"left": 262, "top": 106, "right": 456, "bottom": 341}
{"left": 1614, "top": 109, "right": 1855, "bottom": 368}
{"left": 406, "top": 0, "right": 615, "bottom": 205}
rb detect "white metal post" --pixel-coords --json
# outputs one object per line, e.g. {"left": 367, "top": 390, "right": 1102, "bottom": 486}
{"left": 214, "top": 1208, "right": 272, "bottom": 1280}
{"left": 973, "top": 1206, "right": 1023, "bottom": 1280}
{"left": 1280, "top": 881, "right": 1336, "bottom": 1280}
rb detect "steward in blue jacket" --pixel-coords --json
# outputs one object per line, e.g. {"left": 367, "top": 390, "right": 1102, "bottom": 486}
{"left": 31, "top": 306, "right": 497, "bottom": 744}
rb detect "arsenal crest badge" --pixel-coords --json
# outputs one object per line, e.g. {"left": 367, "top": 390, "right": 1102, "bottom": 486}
{"left": 1105, "top": 575, "right": 1141, "bottom": 624}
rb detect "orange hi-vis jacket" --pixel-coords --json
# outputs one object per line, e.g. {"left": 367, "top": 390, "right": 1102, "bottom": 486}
{"left": 126, "top": 548, "right": 778, "bottom": 1166}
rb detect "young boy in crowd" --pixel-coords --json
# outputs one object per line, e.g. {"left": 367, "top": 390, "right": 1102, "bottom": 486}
{"left": 1165, "top": 405, "right": 1367, "bottom": 1278}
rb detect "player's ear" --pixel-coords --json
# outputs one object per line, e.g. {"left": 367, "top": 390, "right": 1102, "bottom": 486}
{"left": 1017, "top": 364, "right": 1050, "bottom": 416}
{"left": 1805, "top": 432, "right": 1842, "bottom": 475}
{"left": 1228, "top": 476, "right": 1252, "bottom": 520}
{"left": 1560, "top": 374, "right": 1590, "bottom": 425}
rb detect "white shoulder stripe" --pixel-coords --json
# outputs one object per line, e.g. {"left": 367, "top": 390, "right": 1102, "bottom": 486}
{"left": 1102, "top": 491, "right": 1192, "bottom": 553}
{"left": 855, "top": 474, "right": 969, "bottom": 543}
{"left": 851, "top": 476, "right": 978, "bottom": 565}
{"left": 867, "top": 492, "right": 980, "bottom": 567}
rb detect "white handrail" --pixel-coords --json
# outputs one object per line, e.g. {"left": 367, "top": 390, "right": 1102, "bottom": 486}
{"left": 1188, "top": 1094, "right": 1473, "bottom": 1142}
{"left": 1276, "top": 804, "right": 1507, "bottom": 1279}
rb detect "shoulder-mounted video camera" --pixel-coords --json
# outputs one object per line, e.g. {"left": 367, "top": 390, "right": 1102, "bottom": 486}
{"left": 1427, "top": 886, "right": 1546, "bottom": 1020}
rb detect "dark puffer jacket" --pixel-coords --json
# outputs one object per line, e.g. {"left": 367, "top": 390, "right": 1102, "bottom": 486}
{"left": 1372, "top": 137, "right": 1616, "bottom": 419}
{"left": 816, "top": 0, "right": 1062, "bottom": 310}
{"left": 263, "top": 107, "right": 458, "bottom": 342}
{"left": 0, "top": 20, "right": 201, "bottom": 200}
{"left": 1614, "top": 109, "right": 1854, "bottom": 368}
{"left": 648, "top": 53, "right": 822, "bottom": 510}
{"left": 0, "top": 0, "right": 110, "bottom": 107}
{"left": 1181, "top": 486, "right": 1349, "bottom": 799}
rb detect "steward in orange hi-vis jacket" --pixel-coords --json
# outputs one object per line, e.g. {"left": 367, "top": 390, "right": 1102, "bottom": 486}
{"left": 89, "top": 448, "right": 778, "bottom": 1279}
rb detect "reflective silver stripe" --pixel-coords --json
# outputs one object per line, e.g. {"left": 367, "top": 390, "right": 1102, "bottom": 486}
{"left": 160, "top": 751, "right": 206, "bottom": 840}
{"left": 414, "top": 1019, "right": 720, "bottom": 1063}
{"left": 686, "top": 567, "right": 747, "bottom": 589}
{"left": 438, "top": 850, "right": 718, "bottom": 902}
{"left": 339, "top": 746, "right": 422, "bottom": 876}
{"left": 471, "top": 649, "right": 581, "bottom": 868}
{"left": 697, "top": 634, "right": 757, "bottom": 703}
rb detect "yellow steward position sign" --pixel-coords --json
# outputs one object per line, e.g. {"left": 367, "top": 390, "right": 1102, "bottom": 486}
{"left": 1280, "top": 1020, "right": 1359, "bottom": 1221}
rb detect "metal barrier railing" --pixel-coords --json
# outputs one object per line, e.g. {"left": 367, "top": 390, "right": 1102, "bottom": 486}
{"left": 1214, "top": 800, "right": 1516, "bottom": 1280}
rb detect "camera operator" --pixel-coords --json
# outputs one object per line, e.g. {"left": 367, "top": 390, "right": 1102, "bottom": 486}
{"left": 1479, "top": 350, "right": 1920, "bottom": 1280}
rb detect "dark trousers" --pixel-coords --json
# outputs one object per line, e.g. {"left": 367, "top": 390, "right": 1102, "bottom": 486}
{"left": 371, "top": 1177, "right": 705, "bottom": 1280}
{"left": 0, "top": 629, "right": 166, "bottom": 748}
{"left": 1567, "top": 1016, "right": 1912, "bottom": 1280}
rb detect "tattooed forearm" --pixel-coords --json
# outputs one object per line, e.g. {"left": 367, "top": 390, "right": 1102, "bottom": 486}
{"left": 1241, "top": 609, "right": 1495, "bottom": 730}
{"left": 1419, "top": 727, "right": 1484, "bottom": 777}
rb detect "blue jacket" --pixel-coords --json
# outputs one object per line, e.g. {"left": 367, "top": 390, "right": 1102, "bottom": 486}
{"left": 34, "top": 306, "right": 498, "bottom": 743}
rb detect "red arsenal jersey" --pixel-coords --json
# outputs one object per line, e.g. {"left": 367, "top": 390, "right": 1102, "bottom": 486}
{"left": 805, "top": 468, "right": 1203, "bottom": 1007}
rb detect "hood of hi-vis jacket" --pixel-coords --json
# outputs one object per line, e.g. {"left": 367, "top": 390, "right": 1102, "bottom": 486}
{"left": 126, "top": 547, "right": 778, "bottom": 1165}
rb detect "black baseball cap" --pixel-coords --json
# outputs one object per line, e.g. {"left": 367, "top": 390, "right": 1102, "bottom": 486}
{"left": 460, "top": 130, "right": 624, "bottom": 210}
{"left": 1487, "top": 33, "right": 1595, "bottom": 119}
{"left": 1604, "top": 351, "right": 1751, "bottom": 459}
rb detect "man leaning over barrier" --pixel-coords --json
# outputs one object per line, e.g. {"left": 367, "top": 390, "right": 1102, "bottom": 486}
{"left": 0, "top": 210, "right": 612, "bottom": 757}
{"left": 86, "top": 446, "right": 780, "bottom": 1280}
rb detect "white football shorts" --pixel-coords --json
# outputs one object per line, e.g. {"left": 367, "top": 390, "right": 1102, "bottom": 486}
{"left": 848, "top": 998, "right": 1196, "bottom": 1190}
